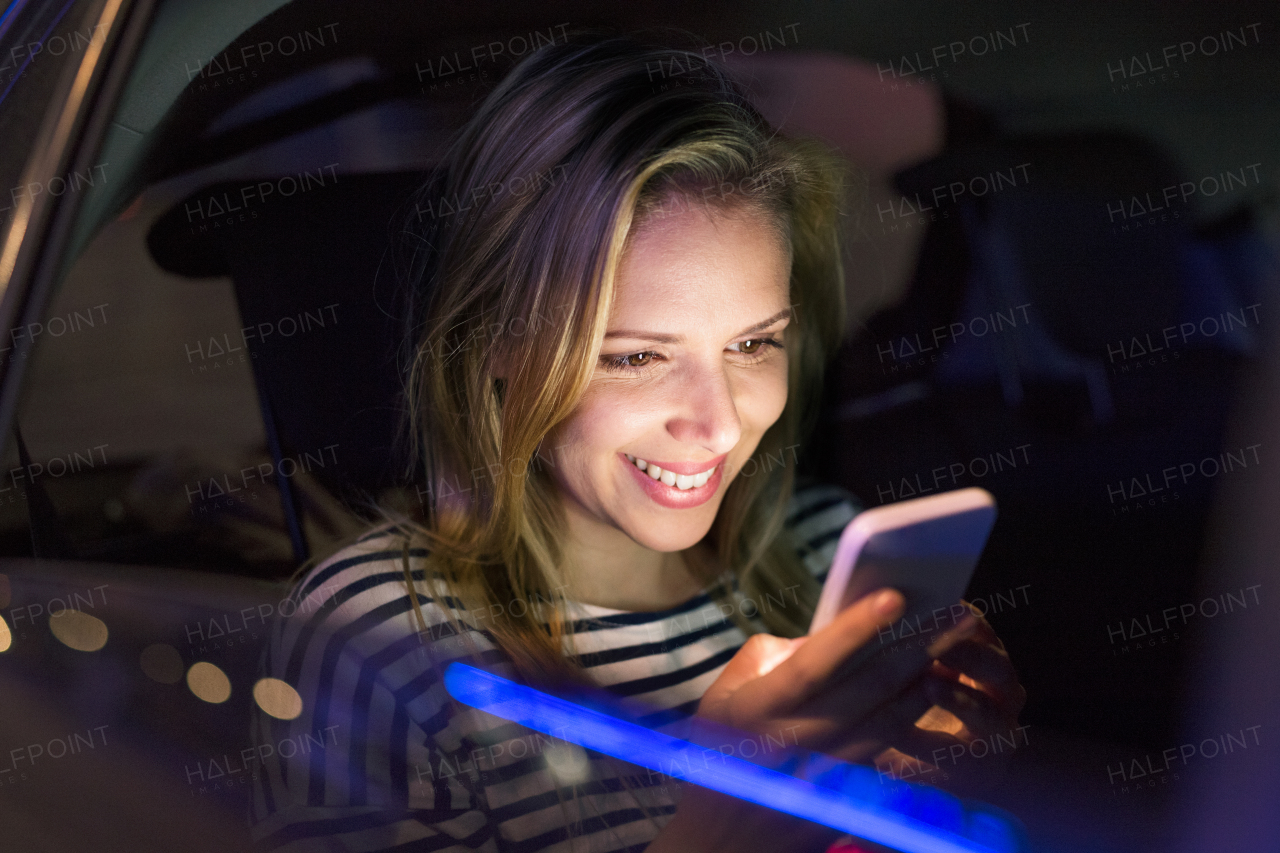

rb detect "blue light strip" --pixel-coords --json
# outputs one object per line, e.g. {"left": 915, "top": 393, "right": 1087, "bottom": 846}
{"left": 444, "top": 661, "right": 1017, "bottom": 853}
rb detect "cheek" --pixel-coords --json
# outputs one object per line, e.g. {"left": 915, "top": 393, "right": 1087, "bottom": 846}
{"left": 739, "top": 361, "right": 790, "bottom": 432}
{"left": 546, "top": 384, "right": 651, "bottom": 479}
{"left": 571, "top": 380, "right": 668, "bottom": 442}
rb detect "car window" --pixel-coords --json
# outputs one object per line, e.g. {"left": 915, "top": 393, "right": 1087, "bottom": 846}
{"left": 0, "top": 2, "right": 1277, "bottom": 852}
{"left": 0, "top": 0, "right": 108, "bottom": 242}
{"left": 0, "top": 0, "right": 398, "bottom": 576}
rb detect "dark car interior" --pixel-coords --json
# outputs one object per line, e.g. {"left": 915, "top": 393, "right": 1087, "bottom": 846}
{"left": 0, "top": 0, "right": 1277, "bottom": 850}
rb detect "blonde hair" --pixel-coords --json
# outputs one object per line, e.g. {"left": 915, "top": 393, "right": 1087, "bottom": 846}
{"left": 260, "top": 31, "right": 855, "bottom": 849}
{"left": 362, "top": 32, "right": 853, "bottom": 688}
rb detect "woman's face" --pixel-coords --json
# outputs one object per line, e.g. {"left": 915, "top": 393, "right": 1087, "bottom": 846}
{"left": 544, "top": 199, "right": 792, "bottom": 555}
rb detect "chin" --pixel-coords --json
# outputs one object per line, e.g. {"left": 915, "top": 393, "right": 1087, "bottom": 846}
{"left": 624, "top": 502, "right": 721, "bottom": 553}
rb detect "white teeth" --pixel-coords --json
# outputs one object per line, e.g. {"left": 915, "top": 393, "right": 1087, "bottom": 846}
{"left": 628, "top": 455, "right": 716, "bottom": 489}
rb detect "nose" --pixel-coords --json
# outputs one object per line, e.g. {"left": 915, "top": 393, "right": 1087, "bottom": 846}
{"left": 665, "top": 360, "right": 742, "bottom": 454}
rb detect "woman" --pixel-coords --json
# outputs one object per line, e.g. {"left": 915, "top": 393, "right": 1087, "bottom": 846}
{"left": 249, "top": 32, "right": 1024, "bottom": 853}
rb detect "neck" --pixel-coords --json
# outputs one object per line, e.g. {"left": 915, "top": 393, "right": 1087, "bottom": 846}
{"left": 561, "top": 512, "right": 709, "bottom": 612}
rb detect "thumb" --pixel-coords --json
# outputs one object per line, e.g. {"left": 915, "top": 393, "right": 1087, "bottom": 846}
{"left": 699, "top": 633, "right": 802, "bottom": 718}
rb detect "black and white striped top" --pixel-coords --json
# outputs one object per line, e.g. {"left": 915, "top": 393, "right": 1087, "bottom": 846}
{"left": 249, "top": 481, "right": 859, "bottom": 852}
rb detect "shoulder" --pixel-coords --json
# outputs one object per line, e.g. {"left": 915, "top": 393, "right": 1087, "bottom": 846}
{"left": 271, "top": 526, "right": 426, "bottom": 659}
{"left": 784, "top": 477, "right": 862, "bottom": 582}
{"left": 254, "top": 527, "right": 514, "bottom": 815}
{"left": 251, "top": 528, "right": 505, "bottom": 847}
{"left": 282, "top": 524, "right": 417, "bottom": 619}
{"left": 264, "top": 526, "right": 510, "bottom": 714}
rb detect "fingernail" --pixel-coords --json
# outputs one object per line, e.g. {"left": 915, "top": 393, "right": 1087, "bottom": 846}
{"left": 874, "top": 590, "right": 901, "bottom": 615}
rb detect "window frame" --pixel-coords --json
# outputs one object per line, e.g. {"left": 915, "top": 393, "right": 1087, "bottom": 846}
{"left": 0, "top": 0, "right": 157, "bottom": 453}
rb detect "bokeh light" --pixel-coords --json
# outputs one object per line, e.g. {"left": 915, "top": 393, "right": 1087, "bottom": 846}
{"left": 0, "top": 614, "right": 10, "bottom": 653}
{"left": 187, "top": 661, "right": 231, "bottom": 703}
{"left": 543, "top": 742, "right": 591, "bottom": 783}
{"left": 140, "top": 643, "right": 184, "bottom": 683}
{"left": 49, "top": 609, "right": 108, "bottom": 652}
{"left": 253, "top": 677, "right": 303, "bottom": 720}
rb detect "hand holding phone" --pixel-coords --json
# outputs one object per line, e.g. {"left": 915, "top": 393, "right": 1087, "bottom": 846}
{"left": 803, "top": 488, "right": 1025, "bottom": 795}
{"left": 808, "top": 488, "right": 997, "bottom": 659}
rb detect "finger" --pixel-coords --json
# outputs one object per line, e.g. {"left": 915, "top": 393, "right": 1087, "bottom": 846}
{"left": 888, "top": 725, "right": 964, "bottom": 763}
{"left": 914, "top": 703, "right": 967, "bottom": 736}
{"left": 697, "top": 633, "right": 803, "bottom": 721}
{"left": 961, "top": 605, "right": 1006, "bottom": 651}
{"left": 752, "top": 678, "right": 933, "bottom": 760}
{"left": 872, "top": 746, "right": 940, "bottom": 782}
{"left": 754, "top": 589, "right": 906, "bottom": 711}
{"left": 890, "top": 713, "right": 1024, "bottom": 789}
{"left": 933, "top": 640, "right": 1025, "bottom": 714}
{"left": 924, "top": 611, "right": 981, "bottom": 658}
{"left": 925, "top": 675, "right": 1011, "bottom": 738}
{"left": 807, "top": 678, "right": 934, "bottom": 757}
{"left": 785, "top": 609, "right": 979, "bottom": 734}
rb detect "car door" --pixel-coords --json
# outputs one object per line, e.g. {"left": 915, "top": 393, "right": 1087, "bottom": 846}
{"left": 0, "top": 2, "right": 306, "bottom": 849}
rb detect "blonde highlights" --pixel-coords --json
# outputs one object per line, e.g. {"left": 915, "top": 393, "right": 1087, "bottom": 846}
{"left": 381, "top": 34, "right": 849, "bottom": 688}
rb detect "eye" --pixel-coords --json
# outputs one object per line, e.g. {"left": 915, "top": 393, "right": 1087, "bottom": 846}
{"left": 599, "top": 350, "right": 660, "bottom": 373}
{"left": 728, "top": 337, "right": 783, "bottom": 359}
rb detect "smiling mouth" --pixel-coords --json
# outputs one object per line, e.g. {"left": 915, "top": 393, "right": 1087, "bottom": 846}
{"left": 624, "top": 454, "right": 718, "bottom": 490}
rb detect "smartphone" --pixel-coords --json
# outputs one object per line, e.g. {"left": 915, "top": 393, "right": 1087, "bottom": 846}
{"left": 807, "top": 488, "right": 997, "bottom": 654}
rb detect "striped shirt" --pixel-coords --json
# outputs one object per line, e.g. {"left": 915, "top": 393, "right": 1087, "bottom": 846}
{"left": 249, "top": 481, "right": 859, "bottom": 852}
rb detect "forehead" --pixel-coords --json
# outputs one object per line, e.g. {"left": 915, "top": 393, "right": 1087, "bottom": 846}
{"left": 611, "top": 201, "right": 791, "bottom": 323}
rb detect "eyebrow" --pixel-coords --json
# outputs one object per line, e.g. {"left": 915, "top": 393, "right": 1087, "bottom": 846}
{"left": 603, "top": 308, "right": 792, "bottom": 344}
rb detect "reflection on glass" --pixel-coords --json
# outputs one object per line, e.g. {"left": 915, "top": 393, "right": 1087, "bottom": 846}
{"left": 48, "top": 608, "right": 108, "bottom": 651}
{"left": 543, "top": 741, "right": 591, "bottom": 784}
{"left": 252, "top": 676, "right": 302, "bottom": 720}
{"left": 139, "top": 642, "right": 184, "bottom": 683}
{"left": 186, "top": 660, "right": 231, "bottom": 703}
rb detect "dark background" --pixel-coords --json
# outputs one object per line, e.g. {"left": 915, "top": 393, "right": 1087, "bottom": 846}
{"left": 0, "top": 1, "right": 1277, "bottom": 851}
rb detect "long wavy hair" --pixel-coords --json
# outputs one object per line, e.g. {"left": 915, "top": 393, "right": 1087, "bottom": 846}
{"left": 248, "top": 30, "right": 859, "bottom": 849}
{"left": 371, "top": 31, "right": 851, "bottom": 691}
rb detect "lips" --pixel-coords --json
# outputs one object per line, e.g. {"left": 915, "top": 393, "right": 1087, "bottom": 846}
{"left": 621, "top": 452, "right": 726, "bottom": 509}
{"left": 625, "top": 453, "right": 719, "bottom": 489}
